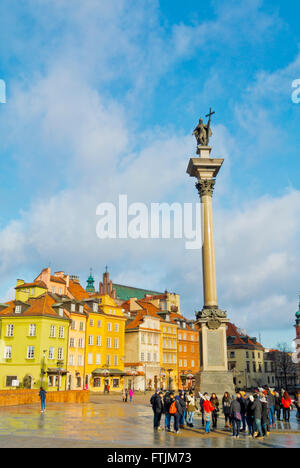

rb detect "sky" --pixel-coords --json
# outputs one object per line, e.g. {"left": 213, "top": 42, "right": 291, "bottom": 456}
{"left": 0, "top": 0, "right": 300, "bottom": 348}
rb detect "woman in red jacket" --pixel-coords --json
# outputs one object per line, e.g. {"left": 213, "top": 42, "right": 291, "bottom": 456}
{"left": 202, "top": 393, "right": 215, "bottom": 434}
{"left": 282, "top": 392, "right": 292, "bottom": 422}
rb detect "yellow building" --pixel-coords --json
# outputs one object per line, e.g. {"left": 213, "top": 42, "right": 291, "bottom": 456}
{"left": 0, "top": 294, "right": 70, "bottom": 391}
{"left": 15, "top": 279, "right": 48, "bottom": 302}
{"left": 83, "top": 295, "right": 126, "bottom": 392}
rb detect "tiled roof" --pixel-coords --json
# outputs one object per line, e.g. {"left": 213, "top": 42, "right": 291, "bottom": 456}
{"left": 0, "top": 295, "right": 69, "bottom": 319}
{"left": 113, "top": 284, "right": 162, "bottom": 301}
{"left": 68, "top": 280, "right": 90, "bottom": 301}
{"left": 226, "top": 322, "right": 264, "bottom": 350}
{"left": 50, "top": 276, "right": 66, "bottom": 284}
{"left": 15, "top": 281, "right": 47, "bottom": 290}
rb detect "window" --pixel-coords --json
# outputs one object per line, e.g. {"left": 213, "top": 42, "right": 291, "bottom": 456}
{"left": 70, "top": 338, "right": 75, "bottom": 348}
{"left": 50, "top": 325, "right": 56, "bottom": 338}
{"left": 141, "top": 353, "right": 145, "bottom": 362}
{"left": 58, "top": 348, "right": 63, "bottom": 360}
{"left": 184, "top": 360, "right": 187, "bottom": 367}
{"left": 79, "top": 322, "right": 84, "bottom": 331}
{"left": 93, "top": 303, "right": 98, "bottom": 313}
{"left": 107, "top": 338, "right": 112, "bottom": 348}
{"left": 78, "top": 355, "right": 83, "bottom": 366}
{"left": 173, "top": 355, "right": 176, "bottom": 364}
{"left": 58, "top": 288, "right": 62, "bottom": 295}
{"left": 163, "top": 354, "right": 167, "bottom": 364}
{"left": 4, "top": 346, "right": 12, "bottom": 359}
{"left": 5, "top": 376, "right": 17, "bottom": 387}
{"left": 90, "top": 319, "right": 94, "bottom": 327}
{"left": 147, "top": 353, "right": 151, "bottom": 362}
{"left": 191, "top": 360, "right": 195, "bottom": 368}
{"left": 184, "top": 345, "right": 187, "bottom": 352}
{"left": 153, "top": 353, "right": 157, "bottom": 362}
{"left": 88, "top": 335, "right": 94, "bottom": 346}
{"left": 168, "top": 354, "right": 172, "bottom": 363}
{"left": 71, "top": 304, "right": 75, "bottom": 312}
{"left": 115, "top": 323, "right": 119, "bottom": 332}
{"left": 48, "top": 375, "right": 55, "bottom": 387}
{"left": 88, "top": 353, "right": 93, "bottom": 365}
{"left": 27, "top": 346, "right": 35, "bottom": 359}
{"left": 114, "top": 338, "right": 119, "bottom": 349}
{"left": 191, "top": 345, "right": 194, "bottom": 353}
{"left": 230, "top": 352, "right": 235, "bottom": 358}
{"left": 106, "top": 355, "right": 111, "bottom": 366}
{"left": 97, "top": 336, "right": 102, "bottom": 347}
{"left": 59, "top": 326, "right": 64, "bottom": 338}
{"left": 69, "top": 355, "right": 74, "bottom": 366}
{"left": 154, "top": 335, "right": 158, "bottom": 345}
{"left": 78, "top": 338, "right": 84, "bottom": 348}
{"left": 107, "top": 322, "right": 112, "bottom": 332}
{"left": 168, "top": 339, "right": 171, "bottom": 349}
{"left": 97, "top": 320, "right": 102, "bottom": 328}
{"left": 49, "top": 347, "right": 54, "bottom": 360}
{"left": 93, "top": 378, "right": 101, "bottom": 388}
{"left": 96, "top": 354, "right": 101, "bottom": 365}
{"left": 168, "top": 327, "right": 171, "bottom": 334}
{"left": 113, "top": 379, "right": 119, "bottom": 388}
{"left": 79, "top": 306, "right": 84, "bottom": 313}
{"left": 253, "top": 362, "right": 256, "bottom": 373}
{"left": 59, "top": 308, "right": 64, "bottom": 317}
{"left": 179, "top": 345, "right": 182, "bottom": 352}
{"left": 246, "top": 361, "right": 250, "bottom": 372}
{"left": 179, "top": 359, "right": 183, "bottom": 367}
{"left": 246, "top": 351, "right": 249, "bottom": 358}
{"left": 71, "top": 320, "right": 76, "bottom": 330}
{"left": 6, "top": 324, "right": 14, "bottom": 337}
{"left": 15, "top": 305, "right": 22, "bottom": 314}
{"left": 114, "top": 355, "right": 118, "bottom": 366}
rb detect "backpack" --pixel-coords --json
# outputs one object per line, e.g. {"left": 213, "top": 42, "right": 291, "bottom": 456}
{"left": 169, "top": 401, "right": 177, "bottom": 415}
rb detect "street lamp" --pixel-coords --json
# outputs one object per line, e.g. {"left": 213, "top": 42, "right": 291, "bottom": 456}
{"left": 40, "top": 349, "right": 47, "bottom": 388}
{"left": 56, "top": 360, "right": 64, "bottom": 392}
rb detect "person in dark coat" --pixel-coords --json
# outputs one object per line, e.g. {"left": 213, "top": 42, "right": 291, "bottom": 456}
{"left": 245, "top": 395, "right": 255, "bottom": 438}
{"left": 210, "top": 393, "right": 220, "bottom": 429}
{"left": 229, "top": 393, "right": 242, "bottom": 438}
{"left": 178, "top": 393, "right": 187, "bottom": 428}
{"left": 237, "top": 392, "right": 247, "bottom": 431}
{"left": 199, "top": 393, "right": 205, "bottom": 427}
{"left": 260, "top": 395, "right": 270, "bottom": 436}
{"left": 265, "top": 387, "right": 275, "bottom": 427}
{"left": 222, "top": 392, "right": 231, "bottom": 429}
{"left": 274, "top": 392, "right": 282, "bottom": 421}
{"left": 151, "top": 391, "right": 164, "bottom": 430}
{"left": 251, "top": 394, "right": 263, "bottom": 439}
{"left": 163, "top": 391, "right": 172, "bottom": 431}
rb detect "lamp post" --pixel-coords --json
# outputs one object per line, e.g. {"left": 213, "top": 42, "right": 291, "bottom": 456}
{"left": 56, "top": 360, "right": 64, "bottom": 392}
{"left": 41, "top": 349, "right": 47, "bottom": 388}
{"left": 167, "top": 368, "right": 173, "bottom": 391}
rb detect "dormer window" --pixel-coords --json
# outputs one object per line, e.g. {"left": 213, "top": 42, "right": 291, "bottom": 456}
{"left": 183, "top": 322, "right": 186, "bottom": 329}
{"left": 93, "top": 303, "right": 98, "bottom": 313}
{"left": 79, "top": 305, "right": 84, "bottom": 313}
{"left": 59, "top": 308, "right": 64, "bottom": 317}
{"left": 166, "top": 315, "right": 170, "bottom": 322}
{"left": 71, "top": 303, "right": 75, "bottom": 312}
{"left": 15, "top": 305, "right": 22, "bottom": 314}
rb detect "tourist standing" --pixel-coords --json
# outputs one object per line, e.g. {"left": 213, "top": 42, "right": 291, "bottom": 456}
{"left": 238, "top": 392, "right": 247, "bottom": 432}
{"left": 222, "top": 392, "right": 231, "bottom": 429}
{"left": 229, "top": 393, "right": 242, "bottom": 439}
{"left": 199, "top": 393, "right": 205, "bottom": 427}
{"left": 169, "top": 392, "right": 182, "bottom": 434}
{"left": 266, "top": 387, "right": 276, "bottom": 427}
{"left": 210, "top": 393, "right": 219, "bottom": 430}
{"left": 178, "top": 392, "right": 187, "bottom": 429}
{"left": 245, "top": 395, "right": 255, "bottom": 438}
{"left": 260, "top": 394, "right": 270, "bottom": 437}
{"left": 163, "top": 391, "right": 172, "bottom": 431}
{"left": 151, "top": 391, "right": 164, "bottom": 430}
{"left": 186, "top": 391, "right": 197, "bottom": 428}
{"left": 274, "top": 392, "right": 282, "bottom": 421}
{"left": 129, "top": 388, "right": 134, "bottom": 403}
{"left": 39, "top": 387, "right": 47, "bottom": 413}
{"left": 282, "top": 392, "right": 292, "bottom": 422}
{"left": 251, "top": 393, "right": 263, "bottom": 439}
{"left": 202, "top": 393, "right": 215, "bottom": 434}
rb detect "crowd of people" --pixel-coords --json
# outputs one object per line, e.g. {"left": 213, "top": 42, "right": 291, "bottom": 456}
{"left": 150, "top": 386, "right": 300, "bottom": 438}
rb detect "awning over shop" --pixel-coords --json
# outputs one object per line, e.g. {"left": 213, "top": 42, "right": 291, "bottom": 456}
{"left": 91, "top": 368, "right": 126, "bottom": 376}
{"left": 47, "top": 368, "right": 68, "bottom": 375}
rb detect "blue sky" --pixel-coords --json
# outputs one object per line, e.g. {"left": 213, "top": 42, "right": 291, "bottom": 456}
{"left": 0, "top": 0, "right": 300, "bottom": 348}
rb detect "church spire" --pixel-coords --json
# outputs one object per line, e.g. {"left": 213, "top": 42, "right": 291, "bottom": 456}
{"left": 86, "top": 268, "right": 95, "bottom": 294}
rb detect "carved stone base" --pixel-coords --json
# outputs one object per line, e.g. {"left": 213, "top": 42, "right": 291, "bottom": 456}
{"left": 194, "top": 371, "right": 235, "bottom": 398}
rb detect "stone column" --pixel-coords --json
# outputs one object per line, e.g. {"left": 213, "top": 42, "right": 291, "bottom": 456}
{"left": 187, "top": 146, "right": 235, "bottom": 396}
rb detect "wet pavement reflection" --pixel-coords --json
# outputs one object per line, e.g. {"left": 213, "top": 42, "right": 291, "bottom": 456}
{"left": 0, "top": 396, "right": 299, "bottom": 448}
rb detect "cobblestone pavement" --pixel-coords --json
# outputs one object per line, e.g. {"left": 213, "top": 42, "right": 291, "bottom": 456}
{"left": 0, "top": 394, "right": 299, "bottom": 448}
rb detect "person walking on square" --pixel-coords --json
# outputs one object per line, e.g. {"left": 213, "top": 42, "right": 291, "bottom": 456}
{"left": 39, "top": 387, "right": 47, "bottom": 413}
{"left": 129, "top": 388, "right": 134, "bottom": 403}
{"left": 265, "top": 386, "right": 276, "bottom": 427}
{"left": 238, "top": 392, "right": 247, "bottom": 432}
{"left": 202, "top": 393, "right": 215, "bottom": 434}
{"left": 222, "top": 392, "right": 231, "bottom": 429}
{"left": 210, "top": 393, "right": 219, "bottom": 430}
{"left": 229, "top": 393, "right": 242, "bottom": 439}
{"left": 169, "top": 392, "right": 182, "bottom": 434}
{"left": 282, "top": 392, "right": 292, "bottom": 422}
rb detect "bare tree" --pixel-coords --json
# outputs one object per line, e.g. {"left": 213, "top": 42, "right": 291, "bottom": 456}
{"left": 275, "top": 343, "right": 296, "bottom": 390}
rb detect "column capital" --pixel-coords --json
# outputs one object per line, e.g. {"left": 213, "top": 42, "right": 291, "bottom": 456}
{"left": 196, "top": 179, "right": 216, "bottom": 198}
